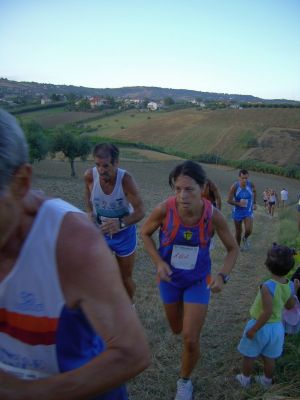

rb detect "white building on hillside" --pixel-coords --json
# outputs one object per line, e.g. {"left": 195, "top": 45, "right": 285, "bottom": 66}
{"left": 147, "top": 101, "right": 158, "bottom": 111}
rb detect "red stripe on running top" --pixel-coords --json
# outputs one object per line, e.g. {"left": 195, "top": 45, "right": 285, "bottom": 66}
{"left": 0, "top": 308, "right": 58, "bottom": 345}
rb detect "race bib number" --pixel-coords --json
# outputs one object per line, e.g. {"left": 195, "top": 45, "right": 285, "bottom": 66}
{"left": 240, "top": 199, "right": 248, "bottom": 207}
{"left": 171, "top": 245, "right": 199, "bottom": 270}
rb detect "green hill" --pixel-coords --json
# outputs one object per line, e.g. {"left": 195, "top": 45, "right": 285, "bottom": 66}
{"left": 17, "top": 106, "right": 300, "bottom": 170}
{"left": 79, "top": 108, "right": 300, "bottom": 168}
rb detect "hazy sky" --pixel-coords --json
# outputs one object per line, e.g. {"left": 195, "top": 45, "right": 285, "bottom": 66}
{"left": 1, "top": 0, "right": 300, "bottom": 100}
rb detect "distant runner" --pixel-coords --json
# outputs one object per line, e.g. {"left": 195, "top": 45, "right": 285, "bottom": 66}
{"left": 268, "top": 189, "right": 278, "bottom": 218}
{"left": 280, "top": 188, "right": 288, "bottom": 208}
{"left": 227, "top": 169, "right": 256, "bottom": 250}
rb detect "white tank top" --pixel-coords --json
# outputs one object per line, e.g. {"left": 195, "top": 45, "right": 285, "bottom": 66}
{"left": 0, "top": 199, "right": 81, "bottom": 379}
{"left": 91, "top": 167, "right": 133, "bottom": 224}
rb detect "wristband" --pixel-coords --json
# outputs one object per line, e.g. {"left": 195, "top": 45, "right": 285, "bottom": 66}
{"left": 218, "top": 272, "right": 230, "bottom": 284}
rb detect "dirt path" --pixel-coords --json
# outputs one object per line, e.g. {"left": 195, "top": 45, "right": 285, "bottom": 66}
{"left": 32, "top": 159, "right": 298, "bottom": 400}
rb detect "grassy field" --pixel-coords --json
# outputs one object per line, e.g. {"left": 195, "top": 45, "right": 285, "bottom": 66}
{"left": 17, "top": 107, "right": 104, "bottom": 128}
{"left": 32, "top": 152, "right": 300, "bottom": 400}
{"left": 82, "top": 108, "right": 300, "bottom": 162}
{"left": 19, "top": 107, "right": 300, "bottom": 168}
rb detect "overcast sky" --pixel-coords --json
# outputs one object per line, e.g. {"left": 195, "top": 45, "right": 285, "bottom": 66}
{"left": 1, "top": 0, "right": 300, "bottom": 100}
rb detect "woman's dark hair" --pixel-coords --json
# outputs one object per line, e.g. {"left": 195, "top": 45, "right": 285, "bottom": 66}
{"left": 265, "top": 243, "right": 295, "bottom": 276}
{"left": 92, "top": 143, "right": 119, "bottom": 164}
{"left": 169, "top": 160, "right": 206, "bottom": 189}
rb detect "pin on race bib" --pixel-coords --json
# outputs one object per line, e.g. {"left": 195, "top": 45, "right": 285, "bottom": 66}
{"left": 171, "top": 245, "right": 199, "bottom": 270}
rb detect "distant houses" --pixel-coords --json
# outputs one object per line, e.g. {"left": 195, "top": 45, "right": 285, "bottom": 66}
{"left": 147, "top": 101, "right": 159, "bottom": 111}
{"left": 41, "top": 96, "right": 52, "bottom": 105}
{"left": 89, "top": 96, "right": 111, "bottom": 108}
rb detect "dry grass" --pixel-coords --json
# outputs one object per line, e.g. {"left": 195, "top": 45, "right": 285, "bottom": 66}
{"left": 32, "top": 156, "right": 300, "bottom": 400}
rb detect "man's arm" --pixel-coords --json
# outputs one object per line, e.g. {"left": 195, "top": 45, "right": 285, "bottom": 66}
{"left": 83, "top": 169, "right": 94, "bottom": 220}
{"left": 227, "top": 184, "right": 238, "bottom": 206}
{"left": 252, "top": 182, "right": 257, "bottom": 207}
{"left": 122, "top": 172, "right": 145, "bottom": 226}
{"left": 0, "top": 213, "right": 150, "bottom": 400}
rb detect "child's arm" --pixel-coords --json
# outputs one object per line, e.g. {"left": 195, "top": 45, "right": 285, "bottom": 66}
{"left": 246, "top": 285, "right": 273, "bottom": 339}
{"left": 285, "top": 278, "right": 300, "bottom": 309}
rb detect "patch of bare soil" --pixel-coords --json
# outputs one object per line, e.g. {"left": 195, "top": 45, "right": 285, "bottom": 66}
{"left": 241, "top": 127, "right": 300, "bottom": 167}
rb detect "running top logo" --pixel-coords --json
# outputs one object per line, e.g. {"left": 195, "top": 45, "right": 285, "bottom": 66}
{"left": 183, "top": 231, "right": 193, "bottom": 240}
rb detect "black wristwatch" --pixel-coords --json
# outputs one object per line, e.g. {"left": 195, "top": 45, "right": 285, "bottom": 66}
{"left": 218, "top": 272, "right": 230, "bottom": 284}
{"left": 119, "top": 218, "right": 126, "bottom": 229}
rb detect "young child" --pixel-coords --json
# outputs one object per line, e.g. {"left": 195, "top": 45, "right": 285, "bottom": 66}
{"left": 236, "top": 243, "right": 299, "bottom": 388}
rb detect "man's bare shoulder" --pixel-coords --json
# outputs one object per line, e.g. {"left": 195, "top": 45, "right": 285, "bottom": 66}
{"left": 84, "top": 168, "right": 94, "bottom": 181}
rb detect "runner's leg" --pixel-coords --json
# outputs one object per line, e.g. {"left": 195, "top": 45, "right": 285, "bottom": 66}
{"left": 116, "top": 253, "right": 136, "bottom": 300}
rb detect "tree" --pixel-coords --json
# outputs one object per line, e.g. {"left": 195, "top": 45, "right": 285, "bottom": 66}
{"left": 23, "top": 121, "right": 49, "bottom": 163}
{"left": 77, "top": 98, "right": 91, "bottom": 111}
{"left": 51, "top": 130, "right": 91, "bottom": 177}
{"left": 163, "top": 97, "right": 175, "bottom": 106}
{"left": 142, "top": 98, "right": 150, "bottom": 108}
{"left": 50, "top": 93, "right": 60, "bottom": 102}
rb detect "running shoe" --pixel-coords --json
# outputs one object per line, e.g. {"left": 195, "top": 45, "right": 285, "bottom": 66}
{"left": 174, "top": 378, "right": 193, "bottom": 400}
{"left": 255, "top": 375, "right": 273, "bottom": 388}
{"left": 242, "top": 236, "right": 250, "bottom": 250}
{"left": 235, "top": 373, "right": 251, "bottom": 388}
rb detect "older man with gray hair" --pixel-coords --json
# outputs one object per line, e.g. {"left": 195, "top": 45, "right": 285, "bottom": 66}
{"left": 0, "top": 109, "right": 149, "bottom": 400}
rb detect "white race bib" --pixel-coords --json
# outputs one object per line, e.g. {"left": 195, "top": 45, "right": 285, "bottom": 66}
{"left": 171, "top": 245, "right": 199, "bottom": 270}
{"left": 240, "top": 199, "right": 248, "bottom": 207}
{"left": 0, "top": 361, "right": 50, "bottom": 380}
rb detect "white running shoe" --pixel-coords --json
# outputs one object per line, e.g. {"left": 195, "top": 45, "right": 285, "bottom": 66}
{"left": 255, "top": 375, "right": 272, "bottom": 388}
{"left": 175, "top": 378, "right": 193, "bottom": 400}
{"left": 242, "top": 236, "right": 250, "bottom": 250}
{"left": 235, "top": 373, "right": 251, "bottom": 388}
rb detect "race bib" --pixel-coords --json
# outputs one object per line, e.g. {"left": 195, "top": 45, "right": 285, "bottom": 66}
{"left": 96, "top": 215, "right": 118, "bottom": 225}
{"left": 0, "top": 361, "right": 50, "bottom": 380}
{"left": 171, "top": 245, "right": 199, "bottom": 270}
{"left": 240, "top": 199, "right": 248, "bottom": 207}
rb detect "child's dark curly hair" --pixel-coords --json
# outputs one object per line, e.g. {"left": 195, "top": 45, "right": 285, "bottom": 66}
{"left": 265, "top": 243, "right": 296, "bottom": 276}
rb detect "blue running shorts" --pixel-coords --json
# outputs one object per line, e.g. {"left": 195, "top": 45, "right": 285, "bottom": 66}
{"left": 104, "top": 225, "right": 137, "bottom": 257}
{"left": 159, "top": 278, "right": 211, "bottom": 305}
